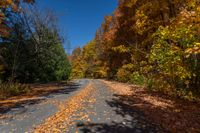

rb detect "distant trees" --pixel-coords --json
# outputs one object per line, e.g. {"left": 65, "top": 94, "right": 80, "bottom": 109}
{"left": 71, "top": 0, "right": 200, "bottom": 99}
{"left": 71, "top": 41, "right": 106, "bottom": 79}
{"left": 71, "top": 47, "right": 85, "bottom": 78}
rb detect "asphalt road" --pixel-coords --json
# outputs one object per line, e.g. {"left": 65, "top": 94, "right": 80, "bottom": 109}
{"left": 0, "top": 79, "right": 165, "bottom": 133}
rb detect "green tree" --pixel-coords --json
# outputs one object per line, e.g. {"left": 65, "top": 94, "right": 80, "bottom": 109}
{"left": 0, "top": 7, "right": 71, "bottom": 83}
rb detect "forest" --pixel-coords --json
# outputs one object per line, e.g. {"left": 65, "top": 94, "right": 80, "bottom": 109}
{"left": 0, "top": 0, "right": 71, "bottom": 98}
{"left": 0, "top": 0, "right": 200, "bottom": 132}
{"left": 0, "top": 0, "right": 200, "bottom": 100}
{"left": 71, "top": 0, "right": 200, "bottom": 100}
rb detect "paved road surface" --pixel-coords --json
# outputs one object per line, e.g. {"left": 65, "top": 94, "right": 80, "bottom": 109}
{"left": 0, "top": 79, "right": 165, "bottom": 133}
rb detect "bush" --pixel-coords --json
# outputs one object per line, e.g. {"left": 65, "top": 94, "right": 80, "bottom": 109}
{"left": 116, "top": 68, "right": 131, "bottom": 82}
{"left": 129, "top": 72, "right": 145, "bottom": 85}
{"left": 116, "top": 64, "right": 134, "bottom": 82}
{"left": 0, "top": 82, "right": 30, "bottom": 99}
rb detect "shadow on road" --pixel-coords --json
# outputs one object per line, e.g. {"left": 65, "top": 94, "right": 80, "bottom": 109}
{"left": 77, "top": 92, "right": 165, "bottom": 133}
{"left": 77, "top": 83, "right": 200, "bottom": 133}
{"left": 0, "top": 82, "right": 80, "bottom": 115}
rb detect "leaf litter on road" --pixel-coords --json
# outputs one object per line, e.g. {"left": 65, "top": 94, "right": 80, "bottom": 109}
{"left": 34, "top": 82, "right": 97, "bottom": 133}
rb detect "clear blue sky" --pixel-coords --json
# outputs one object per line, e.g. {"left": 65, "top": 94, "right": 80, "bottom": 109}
{"left": 36, "top": 0, "right": 117, "bottom": 53}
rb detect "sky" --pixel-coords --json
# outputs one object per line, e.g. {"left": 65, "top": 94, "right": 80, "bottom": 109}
{"left": 36, "top": 0, "right": 118, "bottom": 53}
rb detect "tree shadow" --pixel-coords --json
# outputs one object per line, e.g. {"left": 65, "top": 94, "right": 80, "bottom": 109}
{"left": 77, "top": 84, "right": 200, "bottom": 133}
{"left": 0, "top": 82, "right": 81, "bottom": 115}
{"left": 77, "top": 93, "right": 167, "bottom": 133}
{"left": 36, "top": 82, "right": 81, "bottom": 98}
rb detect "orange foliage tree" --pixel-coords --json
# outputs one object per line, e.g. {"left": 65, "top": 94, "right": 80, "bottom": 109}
{"left": 0, "top": 0, "right": 34, "bottom": 37}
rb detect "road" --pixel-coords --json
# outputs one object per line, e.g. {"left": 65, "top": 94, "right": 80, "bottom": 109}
{"left": 0, "top": 79, "right": 165, "bottom": 133}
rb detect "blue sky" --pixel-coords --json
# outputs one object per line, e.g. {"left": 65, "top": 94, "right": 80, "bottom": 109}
{"left": 36, "top": 0, "right": 117, "bottom": 53}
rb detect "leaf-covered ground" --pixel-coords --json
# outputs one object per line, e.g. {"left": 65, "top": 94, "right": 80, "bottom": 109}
{"left": 0, "top": 80, "right": 88, "bottom": 132}
{"left": 102, "top": 80, "right": 200, "bottom": 133}
{"left": 1, "top": 79, "right": 199, "bottom": 133}
{"left": 34, "top": 79, "right": 164, "bottom": 133}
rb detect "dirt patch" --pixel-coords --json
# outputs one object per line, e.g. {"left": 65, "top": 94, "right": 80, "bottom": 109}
{"left": 102, "top": 80, "right": 200, "bottom": 133}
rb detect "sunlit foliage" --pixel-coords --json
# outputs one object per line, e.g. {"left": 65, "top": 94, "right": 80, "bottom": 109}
{"left": 71, "top": 0, "right": 200, "bottom": 99}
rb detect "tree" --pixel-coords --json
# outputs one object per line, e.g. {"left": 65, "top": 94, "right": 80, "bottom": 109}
{"left": 0, "top": 7, "right": 71, "bottom": 83}
{"left": 71, "top": 47, "right": 85, "bottom": 78}
{"left": 0, "top": 0, "right": 34, "bottom": 37}
{"left": 72, "top": 0, "right": 200, "bottom": 99}
{"left": 149, "top": 1, "right": 200, "bottom": 95}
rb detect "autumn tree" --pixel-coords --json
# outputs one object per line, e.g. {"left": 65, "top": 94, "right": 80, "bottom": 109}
{"left": 0, "top": 0, "right": 34, "bottom": 37}
{"left": 71, "top": 0, "right": 200, "bottom": 99}
{"left": 71, "top": 47, "right": 85, "bottom": 78}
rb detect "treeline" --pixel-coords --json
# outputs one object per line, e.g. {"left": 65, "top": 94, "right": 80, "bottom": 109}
{"left": 0, "top": 1, "right": 71, "bottom": 98}
{"left": 71, "top": 0, "right": 200, "bottom": 99}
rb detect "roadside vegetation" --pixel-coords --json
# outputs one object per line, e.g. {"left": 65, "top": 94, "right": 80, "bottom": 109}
{"left": 71, "top": 0, "right": 200, "bottom": 100}
{"left": 0, "top": 1, "right": 200, "bottom": 132}
{"left": 0, "top": 0, "right": 71, "bottom": 99}
{"left": 0, "top": 82, "right": 30, "bottom": 99}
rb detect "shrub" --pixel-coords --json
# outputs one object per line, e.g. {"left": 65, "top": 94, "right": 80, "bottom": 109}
{"left": 129, "top": 72, "right": 145, "bottom": 85}
{"left": 0, "top": 82, "right": 30, "bottom": 99}
{"left": 116, "top": 64, "right": 134, "bottom": 82}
